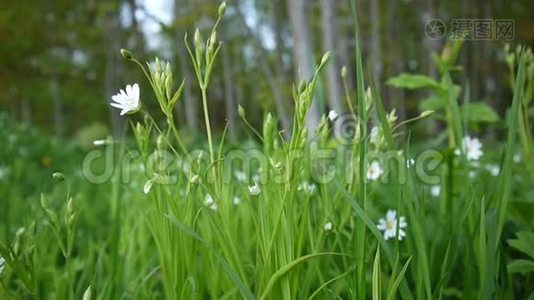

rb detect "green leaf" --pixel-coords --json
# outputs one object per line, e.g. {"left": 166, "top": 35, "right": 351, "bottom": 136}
{"left": 508, "top": 231, "right": 534, "bottom": 259}
{"left": 463, "top": 102, "right": 500, "bottom": 123}
{"left": 387, "top": 73, "right": 440, "bottom": 90}
{"left": 420, "top": 96, "right": 445, "bottom": 111}
{"left": 167, "top": 216, "right": 255, "bottom": 300}
{"left": 386, "top": 256, "right": 412, "bottom": 300}
{"left": 507, "top": 259, "right": 534, "bottom": 274}
{"left": 259, "top": 252, "right": 349, "bottom": 300}
{"left": 372, "top": 247, "right": 381, "bottom": 300}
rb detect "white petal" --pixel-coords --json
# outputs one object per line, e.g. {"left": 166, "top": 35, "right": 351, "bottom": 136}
{"left": 111, "top": 94, "right": 125, "bottom": 103}
{"left": 110, "top": 102, "right": 124, "bottom": 109}
{"left": 125, "top": 84, "right": 132, "bottom": 96}
{"left": 132, "top": 83, "right": 140, "bottom": 100}
{"left": 386, "top": 210, "right": 396, "bottom": 221}
{"left": 377, "top": 223, "right": 386, "bottom": 231}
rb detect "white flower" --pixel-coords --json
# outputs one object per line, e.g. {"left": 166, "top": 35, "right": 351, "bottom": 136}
{"left": 248, "top": 181, "right": 261, "bottom": 196}
{"left": 298, "top": 181, "right": 316, "bottom": 195}
{"left": 0, "top": 256, "right": 4, "bottom": 275}
{"left": 367, "top": 161, "right": 383, "bottom": 181}
{"left": 204, "top": 194, "right": 218, "bottom": 211}
{"left": 377, "top": 210, "right": 407, "bottom": 241}
{"left": 234, "top": 170, "right": 247, "bottom": 182}
{"left": 485, "top": 164, "right": 500, "bottom": 177}
{"left": 462, "top": 136, "right": 483, "bottom": 161}
{"left": 110, "top": 83, "right": 140, "bottom": 115}
{"left": 328, "top": 110, "right": 339, "bottom": 121}
{"left": 513, "top": 153, "right": 521, "bottom": 163}
{"left": 369, "top": 127, "right": 379, "bottom": 145}
{"left": 233, "top": 196, "right": 241, "bottom": 205}
{"left": 430, "top": 185, "right": 441, "bottom": 198}
{"left": 469, "top": 171, "right": 476, "bottom": 179}
{"left": 323, "top": 222, "right": 333, "bottom": 231}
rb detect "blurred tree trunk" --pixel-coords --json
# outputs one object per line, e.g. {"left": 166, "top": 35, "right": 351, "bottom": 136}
{"left": 338, "top": 16, "right": 355, "bottom": 92}
{"left": 235, "top": 4, "right": 291, "bottom": 138}
{"left": 369, "top": 0, "right": 383, "bottom": 92}
{"left": 222, "top": 45, "right": 237, "bottom": 140}
{"left": 386, "top": 0, "right": 405, "bottom": 119}
{"left": 104, "top": 9, "right": 124, "bottom": 137}
{"left": 320, "top": 0, "right": 344, "bottom": 137}
{"left": 288, "top": 0, "right": 321, "bottom": 133}
{"left": 269, "top": 0, "right": 292, "bottom": 137}
{"left": 126, "top": 0, "right": 145, "bottom": 52}
{"left": 269, "top": 0, "right": 290, "bottom": 90}
{"left": 173, "top": 0, "right": 197, "bottom": 131}
{"left": 418, "top": 0, "right": 439, "bottom": 79}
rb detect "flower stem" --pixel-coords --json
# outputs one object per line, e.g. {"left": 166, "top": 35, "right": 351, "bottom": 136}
{"left": 201, "top": 87, "right": 215, "bottom": 165}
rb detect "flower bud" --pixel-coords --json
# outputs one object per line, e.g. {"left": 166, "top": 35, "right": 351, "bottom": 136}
{"left": 208, "top": 31, "right": 217, "bottom": 52}
{"left": 52, "top": 172, "right": 65, "bottom": 182}
{"left": 420, "top": 110, "right": 434, "bottom": 118}
{"left": 120, "top": 48, "right": 133, "bottom": 60}
{"left": 40, "top": 195, "right": 47, "bottom": 209}
{"left": 218, "top": 2, "right": 226, "bottom": 16}
{"left": 238, "top": 104, "right": 245, "bottom": 118}
{"left": 298, "top": 80, "right": 307, "bottom": 94}
{"left": 320, "top": 51, "right": 330, "bottom": 66}
{"left": 157, "top": 135, "right": 166, "bottom": 151}
{"left": 67, "top": 197, "right": 74, "bottom": 216}
{"left": 341, "top": 66, "right": 347, "bottom": 78}
{"left": 194, "top": 28, "right": 202, "bottom": 49}
{"left": 190, "top": 174, "right": 200, "bottom": 184}
{"left": 83, "top": 286, "right": 92, "bottom": 300}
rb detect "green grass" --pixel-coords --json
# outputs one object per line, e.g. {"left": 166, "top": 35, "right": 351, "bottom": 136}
{"left": 1, "top": 2, "right": 534, "bottom": 299}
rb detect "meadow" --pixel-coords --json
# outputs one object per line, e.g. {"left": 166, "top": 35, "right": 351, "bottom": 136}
{"left": 1, "top": 2, "right": 534, "bottom": 299}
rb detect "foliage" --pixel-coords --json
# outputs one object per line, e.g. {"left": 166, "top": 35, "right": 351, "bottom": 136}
{"left": 0, "top": 1, "right": 534, "bottom": 300}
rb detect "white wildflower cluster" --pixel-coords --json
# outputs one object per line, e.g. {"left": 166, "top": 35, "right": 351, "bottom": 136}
{"left": 233, "top": 196, "right": 241, "bottom": 205}
{"left": 430, "top": 185, "right": 441, "bottom": 198}
{"left": 327, "top": 110, "right": 339, "bottom": 122}
{"left": 456, "top": 136, "right": 483, "bottom": 161}
{"left": 377, "top": 210, "right": 407, "bottom": 241}
{"left": 485, "top": 164, "right": 500, "bottom": 177}
{"left": 234, "top": 170, "right": 247, "bottom": 182}
{"left": 298, "top": 181, "right": 317, "bottom": 195}
{"left": 248, "top": 181, "right": 261, "bottom": 196}
{"left": 204, "top": 194, "right": 218, "bottom": 211}
{"left": 367, "top": 161, "right": 383, "bottom": 181}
